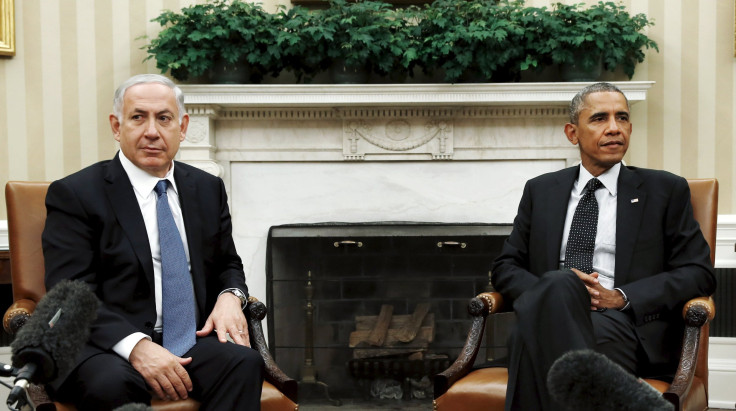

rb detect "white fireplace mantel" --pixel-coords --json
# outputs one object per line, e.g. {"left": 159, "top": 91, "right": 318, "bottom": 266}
{"left": 177, "top": 81, "right": 654, "bottom": 179}
{"left": 180, "top": 81, "right": 653, "bottom": 108}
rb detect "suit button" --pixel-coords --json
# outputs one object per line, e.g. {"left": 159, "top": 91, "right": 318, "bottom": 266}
{"left": 144, "top": 321, "right": 154, "bottom": 329}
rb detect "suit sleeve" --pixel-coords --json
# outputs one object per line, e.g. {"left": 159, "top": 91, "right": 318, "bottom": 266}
{"left": 492, "top": 180, "right": 542, "bottom": 303}
{"left": 618, "top": 177, "right": 716, "bottom": 325}
{"left": 43, "top": 179, "right": 143, "bottom": 351}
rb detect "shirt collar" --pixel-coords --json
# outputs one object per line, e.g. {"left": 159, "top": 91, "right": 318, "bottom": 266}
{"left": 118, "top": 150, "right": 179, "bottom": 198}
{"left": 575, "top": 162, "right": 620, "bottom": 197}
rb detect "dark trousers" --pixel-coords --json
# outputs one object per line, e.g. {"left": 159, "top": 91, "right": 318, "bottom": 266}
{"left": 56, "top": 335, "right": 265, "bottom": 411}
{"left": 505, "top": 270, "right": 642, "bottom": 411}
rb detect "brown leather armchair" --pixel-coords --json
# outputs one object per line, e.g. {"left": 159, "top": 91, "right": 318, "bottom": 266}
{"left": 3, "top": 181, "right": 298, "bottom": 411}
{"left": 434, "top": 179, "right": 718, "bottom": 411}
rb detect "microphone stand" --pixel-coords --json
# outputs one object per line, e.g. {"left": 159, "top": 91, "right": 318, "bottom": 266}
{"left": 6, "top": 382, "right": 28, "bottom": 411}
{"left": 6, "top": 380, "right": 47, "bottom": 411}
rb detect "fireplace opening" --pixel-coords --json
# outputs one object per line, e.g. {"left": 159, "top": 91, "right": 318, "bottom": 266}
{"left": 266, "top": 223, "right": 511, "bottom": 407}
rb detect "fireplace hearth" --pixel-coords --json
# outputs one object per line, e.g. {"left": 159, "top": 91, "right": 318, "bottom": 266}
{"left": 266, "top": 223, "right": 510, "bottom": 405}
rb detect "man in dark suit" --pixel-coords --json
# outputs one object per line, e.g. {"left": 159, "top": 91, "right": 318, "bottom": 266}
{"left": 42, "top": 74, "right": 264, "bottom": 410}
{"left": 492, "top": 82, "right": 716, "bottom": 410}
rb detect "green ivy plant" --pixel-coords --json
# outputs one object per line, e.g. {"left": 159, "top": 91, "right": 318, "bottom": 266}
{"left": 539, "top": 2, "right": 659, "bottom": 78}
{"left": 379, "top": 5, "right": 422, "bottom": 81}
{"left": 143, "top": 0, "right": 281, "bottom": 82}
{"left": 143, "top": 0, "right": 658, "bottom": 84}
{"left": 418, "top": 0, "right": 530, "bottom": 83}
{"left": 303, "top": 0, "right": 407, "bottom": 79}
{"left": 273, "top": 5, "right": 323, "bottom": 82}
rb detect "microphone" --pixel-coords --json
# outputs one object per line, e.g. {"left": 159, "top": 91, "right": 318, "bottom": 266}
{"left": 547, "top": 349, "right": 674, "bottom": 411}
{"left": 8, "top": 280, "right": 99, "bottom": 409}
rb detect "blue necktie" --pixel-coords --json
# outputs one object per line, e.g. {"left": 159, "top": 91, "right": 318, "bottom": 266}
{"left": 154, "top": 180, "right": 197, "bottom": 357}
{"left": 564, "top": 178, "right": 603, "bottom": 274}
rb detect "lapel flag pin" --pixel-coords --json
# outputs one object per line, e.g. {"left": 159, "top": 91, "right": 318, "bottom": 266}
{"left": 631, "top": 198, "right": 639, "bottom": 203}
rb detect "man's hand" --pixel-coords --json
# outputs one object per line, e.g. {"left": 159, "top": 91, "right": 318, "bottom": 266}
{"left": 196, "top": 292, "right": 251, "bottom": 347}
{"left": 129, "top": 339, "right": 193, "bottom": 401}
{"left": 571, "top": 268, "right": 626, "bottom": 310}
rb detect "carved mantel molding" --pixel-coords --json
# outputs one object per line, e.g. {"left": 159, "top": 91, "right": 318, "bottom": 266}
{"left": 177, "top": 82, "right": 654, "bottom": 180}
{"left": 180, "top": 82, "right": 653, "bottom": 107}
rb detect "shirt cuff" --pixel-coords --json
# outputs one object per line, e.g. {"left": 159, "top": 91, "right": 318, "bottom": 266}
{"left": 614, "top": 288, "right": 630, "bottom": 311}
{"left": 112, "top": 332, "right": 150, "bottom": 361}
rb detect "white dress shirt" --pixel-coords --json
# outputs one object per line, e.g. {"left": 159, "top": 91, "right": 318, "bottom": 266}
{"left": 112, "top": 152, "right": 192, "bottom": 360}
{"left": 560, "top": 163, "right": 620, "bottom": 290}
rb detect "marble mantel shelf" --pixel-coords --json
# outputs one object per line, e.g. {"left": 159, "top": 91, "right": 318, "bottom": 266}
{"left": 177, "top": 80, "right": 654, "bottom": 173}
{"left": 180, "top": 81, "right": 654, "bottom": 108}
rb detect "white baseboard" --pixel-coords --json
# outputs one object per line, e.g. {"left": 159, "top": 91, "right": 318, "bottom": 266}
{"left": 0, "top": 220, "right": 7, "bottom": 250}
{"left": 716, "top": 215, "right": 736, "bottom": 268}
{"left": 709, "top": 337, "right": 736, "bottom": 409}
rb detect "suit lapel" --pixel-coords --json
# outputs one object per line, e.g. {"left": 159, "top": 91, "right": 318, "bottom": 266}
{"left": 544, "top": 167, "right": 578, "bottom": 270}
{"left": 174, "top": 164, "right": 206, "bottom": 316}
{"left": 614, "top": 166, "right": 645, "bottom": 286}
{"left": 103, "top": 154, "right": 155, "bottom": 289}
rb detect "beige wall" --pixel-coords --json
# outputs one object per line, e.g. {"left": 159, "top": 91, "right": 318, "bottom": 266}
{"left": 0, "top": 0, "right": 735, "bottom": 220}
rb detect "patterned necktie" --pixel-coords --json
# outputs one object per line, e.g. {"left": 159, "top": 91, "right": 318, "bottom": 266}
{"left": 564, "top": 178, "right": 603, "bottom": 274}
{"left": 154, "top": 180, "right": 196, "bottom": 357}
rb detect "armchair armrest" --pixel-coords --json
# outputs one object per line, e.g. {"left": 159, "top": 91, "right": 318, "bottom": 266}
{"left": 246, "top": 296, "right": 298, "bottom": 404}
{"left": 680, "top": 296, "right": 715, "bottom": 321}
{"left": 3, "top": 298, "right": 37, "bottom": 335}
{"left": 663, "top": 296, "right": 715, "bottom": 410}
{"left": 434, "top": 292, "right": 504, "bottom": 398}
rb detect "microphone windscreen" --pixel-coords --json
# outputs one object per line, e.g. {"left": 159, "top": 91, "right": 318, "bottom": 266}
{"left": 10, "top": 280, "right": 99, "bottom": 383}
{"left": 547, "top": 349, "right": 674, "bottom": 411}
{"left": 112, "top": 403, "right": 154, "bottom": 411}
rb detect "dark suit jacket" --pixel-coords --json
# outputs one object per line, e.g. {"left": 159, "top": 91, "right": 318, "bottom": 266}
{"left": 492, "top": 165, "right": 716, "bottom": 366}
{"left": 42, "top": 153, "right": 248, "bottom": 385}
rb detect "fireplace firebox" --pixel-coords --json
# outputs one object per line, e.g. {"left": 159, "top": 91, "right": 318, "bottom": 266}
{"left": 266, "top": 223, "right": 511, "bottom": 406}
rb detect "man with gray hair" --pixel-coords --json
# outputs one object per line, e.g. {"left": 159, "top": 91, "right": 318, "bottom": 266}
{"left": 43, "top": 74, "right": 264, "bottom": 410}
{"left": 492, "top": 82, "right": 715, "bottom": 410}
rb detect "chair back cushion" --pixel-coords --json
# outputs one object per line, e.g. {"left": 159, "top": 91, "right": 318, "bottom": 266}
{"left": 687, "top": 179, "right": 718, "bottom": 266}
{"left": 686, "top": 178, "right": 718, "bottom": 395}
{"left": 5, "top": 181, "right": 50, "bottom": 305}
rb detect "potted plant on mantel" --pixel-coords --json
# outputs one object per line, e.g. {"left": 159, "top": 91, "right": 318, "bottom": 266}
{"left": 144, "top": 0, "right": 282, "bottom": 83}
{"left": 143, "top": 0, "right": 657, "bottom": 84}
{"left": 303, "top": 0, "right": 414, "bottom": 83}
{"left": 534, "top": 1, "right": 659, "bottom": 81}
{"left": 417, "top": 0, "right": 531, "bottom": 83}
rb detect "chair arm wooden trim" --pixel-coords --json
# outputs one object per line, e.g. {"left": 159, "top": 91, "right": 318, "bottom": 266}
{"left": 663, "top": 297, "right": 713, "bottom": 410}
{"left": 433, "top": 292, "right": 503, "bottom": 399}
{"left": 681, "top": 296, "right": 714, "bottom": 321}
{"left": 247, "top": 297, "right": 298, "bottom": 404}
{"left": 479, "top": 292, "right": 504, "bottom": 315}
{"left": 3, "top": 298, "right": 37, "bottom": 334}
{"left": 26, "top": 383, "right": 56, "bottom": 411}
